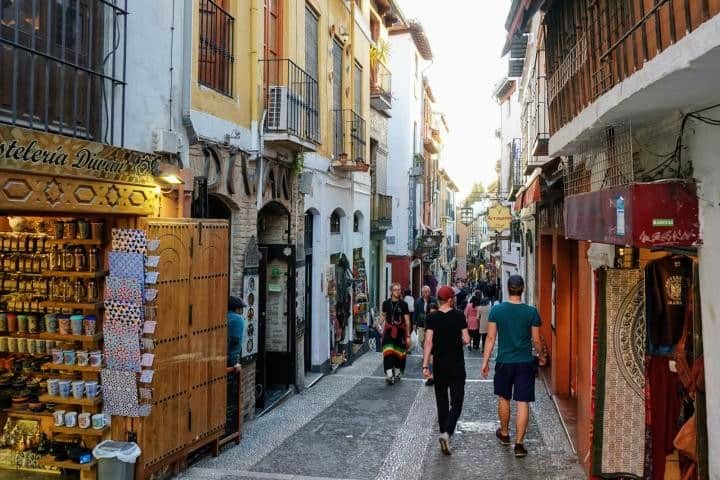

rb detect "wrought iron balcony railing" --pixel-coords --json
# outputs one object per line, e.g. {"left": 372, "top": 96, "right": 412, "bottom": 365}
{"left": 370, "top": 61, "right": 392, "bottom": 111}
{"left": 0, "top": 0, "right": 128, "bottom": 144}
{"left": 371, "top": 193, "right": 392, "bottom": 231}
{"left": 261, "top": 58, "right": 320, "bottom": 149}
{"left": 332, "top": 109, "right": 367, "bottom": 171}
{"left": 509, "top": 138, "right": 523, "bottom": 194}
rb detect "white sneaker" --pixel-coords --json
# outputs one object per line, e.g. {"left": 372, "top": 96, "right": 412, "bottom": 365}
{"left": 439, "top": 432, "right": 451, "bottom": 455}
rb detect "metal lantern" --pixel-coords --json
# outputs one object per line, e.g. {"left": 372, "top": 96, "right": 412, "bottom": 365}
{"left": 460, "top": 207, "right": 474, "bottom": 226}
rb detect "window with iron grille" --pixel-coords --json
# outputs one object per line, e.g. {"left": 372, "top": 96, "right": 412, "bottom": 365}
{"left": 330, "top": 210, "right": 341, "bottom": 234}
{"left": 0, "top": 0, "right": 127, "bottom": 143}
{"left": 199, "top": 0, "right": 234, "bottom": 96}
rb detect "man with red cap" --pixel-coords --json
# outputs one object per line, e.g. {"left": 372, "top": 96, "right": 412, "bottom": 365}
{"left": 422, "top": 285, "right": 471, "bottom": 455}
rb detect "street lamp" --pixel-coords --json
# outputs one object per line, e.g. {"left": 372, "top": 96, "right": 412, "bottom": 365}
{"left": 460, "top": 207, "right": 474, "bottom": 226}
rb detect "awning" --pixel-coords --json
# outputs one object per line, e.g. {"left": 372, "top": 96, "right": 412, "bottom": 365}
{"left": 564, "top": 181, "right": 700, "bottom": 248}
{"left": 480, "top": 241, "right": 495, "bottom": 249}
{"left": 513, "top": 175, "right": 542, "bottom": 211}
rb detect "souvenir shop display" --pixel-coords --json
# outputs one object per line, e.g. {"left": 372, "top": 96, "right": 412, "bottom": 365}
{"left": 352, "top": 250, "right": 369, "bottom": 342}
{"left": 0, "top": 216, "right": 108, "bottom": 476}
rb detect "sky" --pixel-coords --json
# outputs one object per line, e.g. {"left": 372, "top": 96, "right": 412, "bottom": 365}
{"left": 396, "top": 0, "right": 512, "bottom": 200}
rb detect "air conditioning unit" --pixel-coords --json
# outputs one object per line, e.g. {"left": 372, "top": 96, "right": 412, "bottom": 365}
{"left": 153, "top": 129, "right": 182, "bottom": 154}
{"left": 266, "top": 86, "right": 288, "bottom": 131}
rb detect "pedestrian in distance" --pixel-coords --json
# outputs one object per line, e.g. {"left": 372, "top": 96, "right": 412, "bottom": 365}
{"left": 481, "top": 275, "right": 546, "bottom": 458}
{"left": 477, "top": 296, "right": 491, "bottom": 352}
{"left": 413, "top": 286, "right": 436, "bottom": 353}
{"left": 465, "top": 290, "right": 482, "bottom": 351}
{"left": 381, "top": 283, "right": 411, "bottom": 385}
{"left": 423, "top": 286, "right": 471, "bottom": 455}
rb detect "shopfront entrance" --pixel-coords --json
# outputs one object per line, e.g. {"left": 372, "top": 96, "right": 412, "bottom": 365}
{"left": 257, "top": 202, "right": 296, "bottom": 410}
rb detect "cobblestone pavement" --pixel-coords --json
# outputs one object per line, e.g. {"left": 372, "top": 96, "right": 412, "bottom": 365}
{"left": 179, "top": 348, "right": 584, "bottom": 480}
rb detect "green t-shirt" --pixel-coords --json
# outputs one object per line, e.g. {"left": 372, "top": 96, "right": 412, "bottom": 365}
{"left": 488, "top": 302, "right": 541, "bottom": 364}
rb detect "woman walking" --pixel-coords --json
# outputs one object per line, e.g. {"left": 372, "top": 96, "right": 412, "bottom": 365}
{"left": 477, "top": 296, "right": 492, "bottom": 352}
{"left": 465, "top": 290, "right": 482, "bottom": 350}
{"left": 381, "top": 283, "right": 411, "bottom": 384}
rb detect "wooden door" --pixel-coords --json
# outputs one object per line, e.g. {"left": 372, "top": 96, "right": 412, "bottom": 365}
{"left": 135, "top": 219, "right": 228, "bottom": 475}
{"left": 137, "top": 219, "right": 194, "bottom": 469}
{"left": 189, "top": 221, "right": 229, "bottom": 441}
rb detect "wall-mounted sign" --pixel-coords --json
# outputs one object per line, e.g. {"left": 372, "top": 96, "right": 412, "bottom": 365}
{"left": 242, "top": 274, "right": 259, "bottom": 360}
{"left": 652, "top": 218, "right": 674, "bottom": 227}
{"left": 0, "top": 124, "right": 161, "bottom": 185}
{"left": 487, "top": 205, "right": 512, "bottom": 232}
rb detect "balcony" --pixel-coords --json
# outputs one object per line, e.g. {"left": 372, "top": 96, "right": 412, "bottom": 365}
{"left": 0, "top": 0, "right": 127, "bottom": 143}
{"left": 370, "top": 61, "right": 392, "bottom": 113}
{"left": 332, "top": 109, "right": 368, "bottom": 172}
{"left": 545, "top": 0, "right": 720, "bottom": 142}
{"left": 424, "top": 128, "right": 440, "bottom": 154}
{"left": 371, "top": 194, "right": 393, "bottom": 232}
{"left": 261, "top": 59, "right": 320, "bottom": 152}
{"left": 508, "top": 138, "right": 523, "bottom": 200}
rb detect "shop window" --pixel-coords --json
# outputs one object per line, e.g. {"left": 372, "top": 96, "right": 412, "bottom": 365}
{"left": 199, "top": 0, "right": 235, "bottom": 96}
{"left": 0, "top": 0, "right": 122, "bottom": 142}
{"left": 330, "top": 210, "right": 341, "bottom": 234}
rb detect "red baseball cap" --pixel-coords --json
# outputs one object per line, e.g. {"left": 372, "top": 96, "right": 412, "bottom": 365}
{"left": 437, "top": 285, "right": 455, "bottom": 301}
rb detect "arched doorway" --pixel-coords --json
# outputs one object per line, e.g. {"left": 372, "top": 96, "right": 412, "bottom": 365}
{"left": 257, "top": 201, "right": 296, "bottom": 411}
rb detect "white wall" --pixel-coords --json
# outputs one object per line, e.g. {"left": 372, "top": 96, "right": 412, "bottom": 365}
{"left": 686, "top": 106, "right": 720, "bottom": 478}
{"left": 387, "top": 33, "right": 424, "bottom": 256}
{"left": 303, "top": 152, "right": 371, "bottom": 367}
{"left": 498, "top": 88, "right": 522, "bottom": 196}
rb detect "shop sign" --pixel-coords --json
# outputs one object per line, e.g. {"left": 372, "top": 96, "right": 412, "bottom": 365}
{"left": 565, "top": 182, "right": 700, "bottom": 248}
{"left": 242, "top": 273, "right": 259, "bottom": 360}
{"left": 0, "top": 124, "right": 161, "bottom": 186}
{"left": 487, "top": 205, "right": 512, "bottom": 232}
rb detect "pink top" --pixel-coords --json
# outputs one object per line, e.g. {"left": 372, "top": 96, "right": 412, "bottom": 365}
{"left": 464, "top": 303, "right": 479, "bottom": 330}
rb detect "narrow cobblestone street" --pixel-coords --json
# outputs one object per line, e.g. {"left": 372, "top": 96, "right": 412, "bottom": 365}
{"left": 180, "top": 350, "right": 583, "bottom": 480}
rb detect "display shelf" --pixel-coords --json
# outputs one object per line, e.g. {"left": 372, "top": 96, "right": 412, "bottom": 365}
{"left": 4, "top": 408, "right": 54, "bottom": 420}
{"left": 40, "top": 270, "right": 107, "bottom": 279}
{"left": 11, "top": 332, "right": 103, "bottom": 343}
{"left": 50, "top": 425, "right": 108, "bottom": 437}
{"left": 40, "top": 301, "right": 103, "bottom": 310}
{"left": 39, "top": 455, "right": 96, "bottom": 471}
{"left": 41, "top": 362, "right": 101, "bottom": 373}
{"left": 46, "top": 239, "right": 103, "bottom": 247}
{"left": 0, "top": 271, "right": 43, "bottom": 277}
{"left": 38, "top": 394, "right": 102, "bottom": 406}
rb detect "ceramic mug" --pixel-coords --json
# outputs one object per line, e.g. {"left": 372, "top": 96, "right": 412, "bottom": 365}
{"left": 46, "top": 340, "right": 56, "bottom": 350}
{"left": 85, "top": 381, "right": 100, "bottom": 398}
{"left": 0, "top": 337, "right": 7, "bottom": 352}
{"left": 6, "top": 337, "right": 16, "bottom": 353}
{"left": 64, "top": 411, "right": 77, "bottom": 428}
{"left": 26, "top": 338, "right": 36, "bottom": 354}
{"left": 53, "top": 409, "right": 65, "bottom": 426}
{"left": 16, "top": 337, "right": 27, "bottom": 353}
{"left": 63, "top": 350, "right": 76, "bottom": 365}
{"left": 89, "top": 351, "right": 102, "bottom": 367}
{"left": 71, "top": 381, "right": 85, "bottom": 399}
{"left": 27, "top": 314, "right": 39, "bottom": 334}
{"left": 58, "top": 380, "right": 71, "bottom": 398}
{"left": 91, "top": 413, "right": 105, "bottom": 429}
{"left": 44, "top": 314, "right": 58, "bottom": 333}
{"left": 0, "top": 313, "right": 7, "bottom": 332}
{"left": 76, "top": 350, "right": 89, "bottom": 367}
{"left": 78, "top": 412, "right": 91, "bottom": 429}
{"left": 47, "top": 378, "right": 60, "bottom": 396}
{"left": 83, "top": 315, "right": 96, "bottom": 336}
{"left": 16, "top": 314, "right": 27, "bottom": 333}
{"left": 58, "top": 315, "right": 70, "bottom": 335}
{"left": 51, "top": 348, "right": 63, "bottom": 364}
{"left": 70, "top": 315, "right": 83, "bottom": 336}
{"left": 36, "top": 339, "right": 46, "bottom": 354}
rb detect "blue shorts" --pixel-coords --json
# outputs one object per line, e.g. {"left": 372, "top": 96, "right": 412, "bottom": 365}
{"left": 493, "top": 361, "right": 537, "bottom": 402}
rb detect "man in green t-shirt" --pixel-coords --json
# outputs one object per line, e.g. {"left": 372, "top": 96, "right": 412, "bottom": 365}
{"left": 481, "top": 275, "right": 546, "bottom": 458}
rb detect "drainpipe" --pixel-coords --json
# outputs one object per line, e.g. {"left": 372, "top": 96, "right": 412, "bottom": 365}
{"left": 250, "top": 0, "right": 264, "bottom": 211}
{"left": 181, "top": 0, "right": 198, "bottom": 150}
